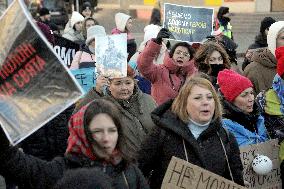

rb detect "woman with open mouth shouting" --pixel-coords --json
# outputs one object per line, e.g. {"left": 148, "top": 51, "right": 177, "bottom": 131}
{"left": 138, "top": 76, "right": 244, "bottom": 189}
{"left": 137, "top": 28, "right": 197, "bottom": 105}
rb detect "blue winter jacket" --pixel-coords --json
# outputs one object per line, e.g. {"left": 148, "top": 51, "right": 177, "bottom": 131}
{"left": 222, "top": 115, "right": 268, "bottom": 147}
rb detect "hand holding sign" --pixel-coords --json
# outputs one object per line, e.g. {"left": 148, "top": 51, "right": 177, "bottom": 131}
{"left": 95, "top": 75, "right": 110, "bottom": 95}
{"left": 154, "top": 28, "right": 173, "bottom": 44}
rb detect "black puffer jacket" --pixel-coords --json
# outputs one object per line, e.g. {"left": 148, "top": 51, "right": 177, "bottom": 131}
{"left": 19, "top": 105, "right": 75, "bottom": 161}
{"left": 138, "top": 100, "right": 244, "bottom": 189}
{"left": 0, "top": 147, "right": 148, "bottom": 189}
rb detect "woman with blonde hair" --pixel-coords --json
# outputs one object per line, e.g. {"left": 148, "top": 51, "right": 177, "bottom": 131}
{"left": 138, "top": 76, "right": 244, "bottom": 189}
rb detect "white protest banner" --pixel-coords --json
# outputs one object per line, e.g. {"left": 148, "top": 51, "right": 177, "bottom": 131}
{"left": 161, "top": 156, "right": 245, "bottom": 189}
{"left": 0, "top": 0, "right": 83, "bottom": 145}
{"left": 163, "top": 3, "right": 214, "bottom": 42}
{"left": 240, "top": 139, "right": 282, "bottom": 189}
{"left": 95, "top": 34, "right": 127, "bottom": 78}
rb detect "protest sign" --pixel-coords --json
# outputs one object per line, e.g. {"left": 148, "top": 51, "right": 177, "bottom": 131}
{"left": 0, "top": 0, "right": 83, "bottom": 145}
{"left": 240, "top": 140, "right": 282, "bottom": 189}
{"left": 163, "top": 3, "right": 214, "bottom": 42}
{"left": 95, "top": 34, "right": 127, "bottom": 78}
{"left": 53, "top": 35, "right": 80, "bottom": 68}
{"left": 71, "top": 68, "right": 96, "bottom": 94}
{"left": 161, "top": 156, "right": 245, "bottom": 189}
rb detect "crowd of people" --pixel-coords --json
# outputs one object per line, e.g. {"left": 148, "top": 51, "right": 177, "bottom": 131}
{"left": 0, "top": 2, "right": 284, "bottom": 189}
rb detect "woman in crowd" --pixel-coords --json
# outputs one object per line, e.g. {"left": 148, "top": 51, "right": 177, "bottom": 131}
{"left": 138, "top": 76, "right": 244, "bottom": 189}
{"left": 70, "top": 25, "right": 106, "bottom": 70}
{"left": 82, "top": 17, "right": 99, "bottom": 39}
{"left": 74, "top": 66, "right": 157, "bottom": 156}
{"left": 112, "top": 12, "right": 137, "bottom": 61}
{"left": 217, "top": 69, "right": 268, "bottom": 146}
{"left": 62, "top": 11, "right": 85, "bottom": 44}
{"left": 137, "top": 28, "right": 197, "bottom": 105}
{"left": 194, "top": 41, "right": 231, "bottom": 86}
{"left": 0, "top": 99, "right": 150, "bottom": 189}
{"left": 243, "top": 21, "right": 283, "bottom": 95}
{"left": 80, "top": 1, "right": 94, "bottom": 18}
{"left": 256, "top": 23, "right": 284, "bottom": 140}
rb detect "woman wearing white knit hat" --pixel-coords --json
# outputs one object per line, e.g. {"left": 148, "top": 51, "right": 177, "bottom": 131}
{"left": 70, "top": 25, "right": 106, "bottom": 70}
{"left": 111, "top": 12, "right": 137, "bottom": 61}
{"left": 267, "top": 21, "right": 284, "bottom": 56}
{"left": 62, "top": 11, "right": 85, "bottom": 44}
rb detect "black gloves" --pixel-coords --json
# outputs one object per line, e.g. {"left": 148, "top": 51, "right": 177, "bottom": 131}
{"left": 154, "top": 28, "right": 172, "bottom": 44}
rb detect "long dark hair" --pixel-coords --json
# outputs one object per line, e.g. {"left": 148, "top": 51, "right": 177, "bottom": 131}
{"left": 83, "top": 99, "right": 134, "bottom": 163}
{"left": 149, "top": 8, "right": 161, "bottom": 26}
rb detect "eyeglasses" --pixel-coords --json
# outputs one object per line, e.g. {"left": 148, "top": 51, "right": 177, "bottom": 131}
{"left": 175, "top": 51, "right": 190, "bottom": 58}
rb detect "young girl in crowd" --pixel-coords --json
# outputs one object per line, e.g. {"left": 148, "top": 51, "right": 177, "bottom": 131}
{"left": 0, "top": 99, "right": 149, "bottom": 189}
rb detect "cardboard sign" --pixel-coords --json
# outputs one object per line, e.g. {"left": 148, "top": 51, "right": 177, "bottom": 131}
{"left": 95, "top": 34, "right": 127, "bottom": 78}
{"left": 240, "top": 140, "right": 282, "bottom": 189}
{"left": 0, "top": 0, "right": 83, "bottom": 145}
{"left": 161, "top": 156, "right": 245, "bottom": 189}
{"left": 71, "top": 68, "right": 96, "bottom": 94}
{"left": 53, "top": 35, "right": 80, "bottom": 68}
{"left": 163, "top": 3, "right": 214, "bottom": 42}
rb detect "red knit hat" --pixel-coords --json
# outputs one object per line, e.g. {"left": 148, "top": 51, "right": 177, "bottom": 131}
{"left": 217, "top": 69, "right": 253, "bottom": 102}
{"left": 275, "top": 46, "right": 284, "bottom": 77}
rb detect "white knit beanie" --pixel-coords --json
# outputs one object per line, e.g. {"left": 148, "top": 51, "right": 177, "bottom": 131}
{"left": 86, "top": 25, "right": 106, "bottom": 45}
{"left": 143, "top": 24, "right": 161, "bottom": 42}
{"left": 70, "top": 11, "right": 84, "bottom": 28}
{"left": 115, "top": 12, "right": 131, "bottom": 32}
{"left": 267, "top": 21, "right": 284, "bottom": 56}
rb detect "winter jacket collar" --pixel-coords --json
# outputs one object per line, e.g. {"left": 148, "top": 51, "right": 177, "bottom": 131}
{"left": 251, "top": 47, "right": 277, "bottom": 69}
{"left": 105, "top": 84, "right": 145, "bottom": 114}
{"left": 151, "top": 100, "right": 223, "bottom": 144}
{"left": 222, "top": 97, "right": 260, "bottom": 133}
{"left": 65, "top": 153, "right": 126, "bottom": 173}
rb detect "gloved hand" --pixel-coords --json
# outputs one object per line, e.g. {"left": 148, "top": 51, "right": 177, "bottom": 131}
{"left": 154, "top": 28, "right": 172, "bottom": 44}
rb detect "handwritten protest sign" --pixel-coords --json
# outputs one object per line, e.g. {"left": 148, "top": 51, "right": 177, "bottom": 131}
{"left": 161, "top": 156, "right": 245, "bottom": 189}
{"left": 0, "top": 0, "right": 83, "bottom": 145}
{"left": 71, "top": 68, "right": 96, "bottom": 94}
{"left": 95, "top": 34, "right": 127, "bottom": 78}
{"left": 163, "top": 3, "right": 214, "bottom": 42}
{"left": 240, "top": 140, "right": 282, "bottom": 189}
{"left": 53, "top": 35, "right": 80, "bottom": 68}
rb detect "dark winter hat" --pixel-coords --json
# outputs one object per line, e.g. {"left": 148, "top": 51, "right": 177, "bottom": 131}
{"left": 217, "top": 7, "right": 229, "bottom": 19}
{"left": 275, "top": 46, "right": 284, "bottom": 77}
{"left": 260, "top": 17, "right": 276, "bottom": 33}
{"left": 217, "top": 69, "right": 253, "bottom": 102}
{"left": 82, "top": 1, "right": 92, "bottom": 11}
{"left": 36, "top": 21, "right": 55, "bottom": 45}
{"left": 39, "top": 7, "right": 50, "bottom": 16}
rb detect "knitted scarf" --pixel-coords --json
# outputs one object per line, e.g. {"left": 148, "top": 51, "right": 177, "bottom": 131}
{"left": 272, "top": 74, "right": 284, "bottom": 115}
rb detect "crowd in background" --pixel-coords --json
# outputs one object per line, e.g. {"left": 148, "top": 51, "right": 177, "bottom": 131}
{"left": 0, "top": 1, "right": 283, "bottom": 189}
